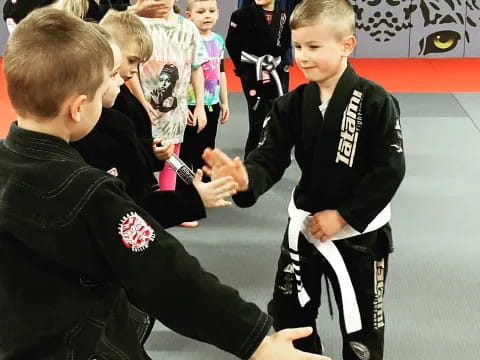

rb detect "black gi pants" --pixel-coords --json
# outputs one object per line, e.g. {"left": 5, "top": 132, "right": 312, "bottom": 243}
{"left": 180, "top": 103, "right": 220, "bottom": 182}
{"left": 268, "top": 227, "right": 390, "bottom": 360}
{"left": 241, "top": 67, "right": 289, "bottom": 158}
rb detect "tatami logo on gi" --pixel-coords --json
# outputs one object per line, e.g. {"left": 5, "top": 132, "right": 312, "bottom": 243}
{"left": 118, "top": 212, "right": 156, "bottom": 252}
{"left": 373, "top": 258, "right": 385, "bottom": 329}
{"left": 336, "top": 90, "right": 364, "bottom": 167}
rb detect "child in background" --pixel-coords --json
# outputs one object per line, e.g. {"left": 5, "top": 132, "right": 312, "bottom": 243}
{"left": 129, "top": 0, "right": 209, "bottom": 196}
{"left": 73, "top": 9, "right": 237, "bottom": 229}
{"left": 181, "top": 0, "right": 229, "bottom": 183}
{"left": 226, "top": 0, "right": 291, "bottom": 157}
{"left": 204, "top": 0, "right": 406, "bottom": 358}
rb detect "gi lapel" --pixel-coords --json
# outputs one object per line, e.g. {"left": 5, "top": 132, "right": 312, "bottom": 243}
{"left": 301, "top": 82, "right": 322, "bottom": 156}
{"left": 268, "top": 8, "right": 285, "bottom": 50}
{"left": 319, "top": 64, "right": 361, "bottom": 164}
{"left": 251, "top": 4, "right": 269, "bottom": 38}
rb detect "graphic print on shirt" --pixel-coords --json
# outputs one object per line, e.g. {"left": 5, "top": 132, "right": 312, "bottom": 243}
{"left": 150, "top": 64, "right": 179, "bottom": 113}
{"left": 139, "top": 16, "right": 209, "bottom": 142}
{"left": 118, "top": 212, "right": 156, "bottom": 252}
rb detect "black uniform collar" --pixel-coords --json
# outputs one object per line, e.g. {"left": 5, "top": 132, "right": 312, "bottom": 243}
{"left": 4, "top": 122, "right": 84, "bottom": 161}
{"left": 301, "top": 63, "right": 359, "bottom": 151}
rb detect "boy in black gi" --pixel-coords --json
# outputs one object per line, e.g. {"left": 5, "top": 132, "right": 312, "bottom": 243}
{"left": 226, "top": 0, "right": 291, "bottom": 157}
{"left": 204, "top": 0, "right": 406, "bottom": 359}
{"left": 72, "top": 11, "right": 234, "bottom": 228}
{"left": 0, "top": 7, "right": 331, "bottom": 360}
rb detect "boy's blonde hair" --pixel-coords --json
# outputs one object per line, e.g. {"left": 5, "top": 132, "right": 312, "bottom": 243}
{"left": 4, "top": 8, "right": 113, "bottom": 118}
{"left": 186, "top": 0, "right": 217, "bottom": 11}
{"left": 100, "top": 10, "right": 153, "bottom": 62}
{"left": 51, "top": 0, "right": 90, "bottom": 20}
{"left": 290, "top": 0, "right": 355, "bottom": 40}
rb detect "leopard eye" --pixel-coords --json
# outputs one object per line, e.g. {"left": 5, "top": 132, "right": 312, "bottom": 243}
{"left": 419, "top": 30, "right": 461, "bottom": 55}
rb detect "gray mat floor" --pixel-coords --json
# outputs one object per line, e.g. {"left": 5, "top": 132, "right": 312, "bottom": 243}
{"left": 145, "top": 92, "right": 480, "bottom": 359}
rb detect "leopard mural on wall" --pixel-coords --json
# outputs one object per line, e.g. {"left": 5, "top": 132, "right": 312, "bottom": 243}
{"left": 354, "top": 0, "right": 480, "bottom": 56}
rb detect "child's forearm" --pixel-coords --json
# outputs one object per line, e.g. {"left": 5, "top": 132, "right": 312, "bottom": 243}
{"left": 220, "top": 72, "right": 228, "bottom": 106}
{"left": 191, "top": 67, "right": 205, "bottom": 108}
{"left": 129, "top": 73, "right": 147, "bottom": 105}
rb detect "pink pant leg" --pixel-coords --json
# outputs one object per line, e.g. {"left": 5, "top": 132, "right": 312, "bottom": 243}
{"left": 158, "top": 143, "right": 181, "bottom": 191}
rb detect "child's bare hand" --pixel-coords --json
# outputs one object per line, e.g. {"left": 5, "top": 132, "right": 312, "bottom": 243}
{"left": 250, "top": 327, "right": 331, "bottom": 360}
{"left": 143, "top": 101, "right": 162, "bottom": 125}
{"left": 152, "top": 139, "right": 174, "bottom": 161}
{"left": 132, "top": 0, "right": 170, "bottom": 18}
{"left": 187, "top": 109, "right": 196, "bottom": 126}
{"left": 192, "top": 170, "right": 237, "bottom": 208}
{"left": 220, "top": 103, "right": 230, "bottom": 124}
{"left": 195, "top": 107, "right": 207, "bottom": 133}
{"left": 202, "top": 148, "right": 249, "bottom": 191}
{"left": 308, "top": 210, "right": 346, "bottom": 242}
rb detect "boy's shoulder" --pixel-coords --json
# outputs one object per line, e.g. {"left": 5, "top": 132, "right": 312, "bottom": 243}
{"left": 357, "top": 75, "right": 398, "bottom": 110}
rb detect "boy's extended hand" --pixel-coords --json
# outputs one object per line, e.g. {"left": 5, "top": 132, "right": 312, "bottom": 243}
{"left": 202, "top": 148, "right": 249, "bottom": 191}
{"left": 250, "top": 327, "right": 331, "bottom": 360}
{"left": 308, "top": 210, "right": 346, "bottom": 242}
{"left": 152, "top": 139, "right": 174, "bottom": 161}
{"left": 192, "top": 169, "right": 237, "bottom": 208}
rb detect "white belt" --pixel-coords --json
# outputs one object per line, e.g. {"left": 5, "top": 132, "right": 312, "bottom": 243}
{"left": 287, "top": 191, "right": 391, "bottom": 334}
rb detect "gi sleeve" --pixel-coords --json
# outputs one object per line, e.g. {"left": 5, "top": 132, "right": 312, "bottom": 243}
{"left": 225, "top": 11, "right": 244, "bottom": 72}
{"left": 233, "top": 94, "right": 296, "bottom": 207}
{"left": 135, "top": 186, "right": 207, "bottom": 228}
{"left": 86, "top": 180, "right": 271, "bottom": 359}
{"left": 337, "top": 94, "right": 406, "bottom": 232}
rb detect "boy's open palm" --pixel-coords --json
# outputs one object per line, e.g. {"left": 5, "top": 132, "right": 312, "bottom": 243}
{"left": 308, "top": 210, "right": 346, "bottom": 242}
{"left": 192, "top": 170, "right": 237, "bottom": 208}
{"left": 250, "top": 327, "right": 331, "bottom": 360}
{"left": 202, "top": 148, "right": 249, "bottom": 191}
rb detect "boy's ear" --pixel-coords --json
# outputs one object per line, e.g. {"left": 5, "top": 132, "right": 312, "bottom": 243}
{"left": 68, "top": 95, "right": 88, "bottom": 123}
{"left": 342, "top": 35, "right": 356, "bottom": 57}
{"left": 185, "top": 10, "right": 191, "bottom": 19}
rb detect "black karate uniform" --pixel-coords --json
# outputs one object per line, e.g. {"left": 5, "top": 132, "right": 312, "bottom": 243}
{"left": 72, "top": 107, "right": 206, "bottom": 228}
{"left": 233, "top": 64, "right": 406, "bottom": 359}
{"left": 0, "top": 122, "right": 272, "bottom": 359}
{"left": 226, "top": 3, "right": 291, "bottom": 157}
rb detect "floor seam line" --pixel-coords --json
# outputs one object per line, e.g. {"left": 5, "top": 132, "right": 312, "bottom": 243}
{"left": 452, "top": 92, "right": 480, "bottom": 134}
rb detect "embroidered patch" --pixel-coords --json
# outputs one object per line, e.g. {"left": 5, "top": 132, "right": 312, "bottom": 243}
{"left": 349, "top": 341, "right": 371, "bottom": 360}
{"left": 118, "top": 212, "right": 155, "bottom": 252}
{"left": 230, "top": 21, "right": 237, "bottom": 28}
{"left": 278, "top": 263, "right": 295, "bottom": 295}
{"left": 106, "top": 167, "right": 118, "bottom": 177}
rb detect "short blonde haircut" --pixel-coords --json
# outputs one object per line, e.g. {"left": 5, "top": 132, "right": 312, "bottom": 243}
{"left": 100, "top": 9, "right": 153, "bottom": 63}
{"left": 290, "top": 0, "right": 355, "bottom": 40}
{"left": 51, "top": 0, "right": 90, "bottom": 20}
{"left": 186, "top": 0, "right": 218, "bottom": 11}
{"left": 4, "top": 8, "right": 113, "bottom": 118}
